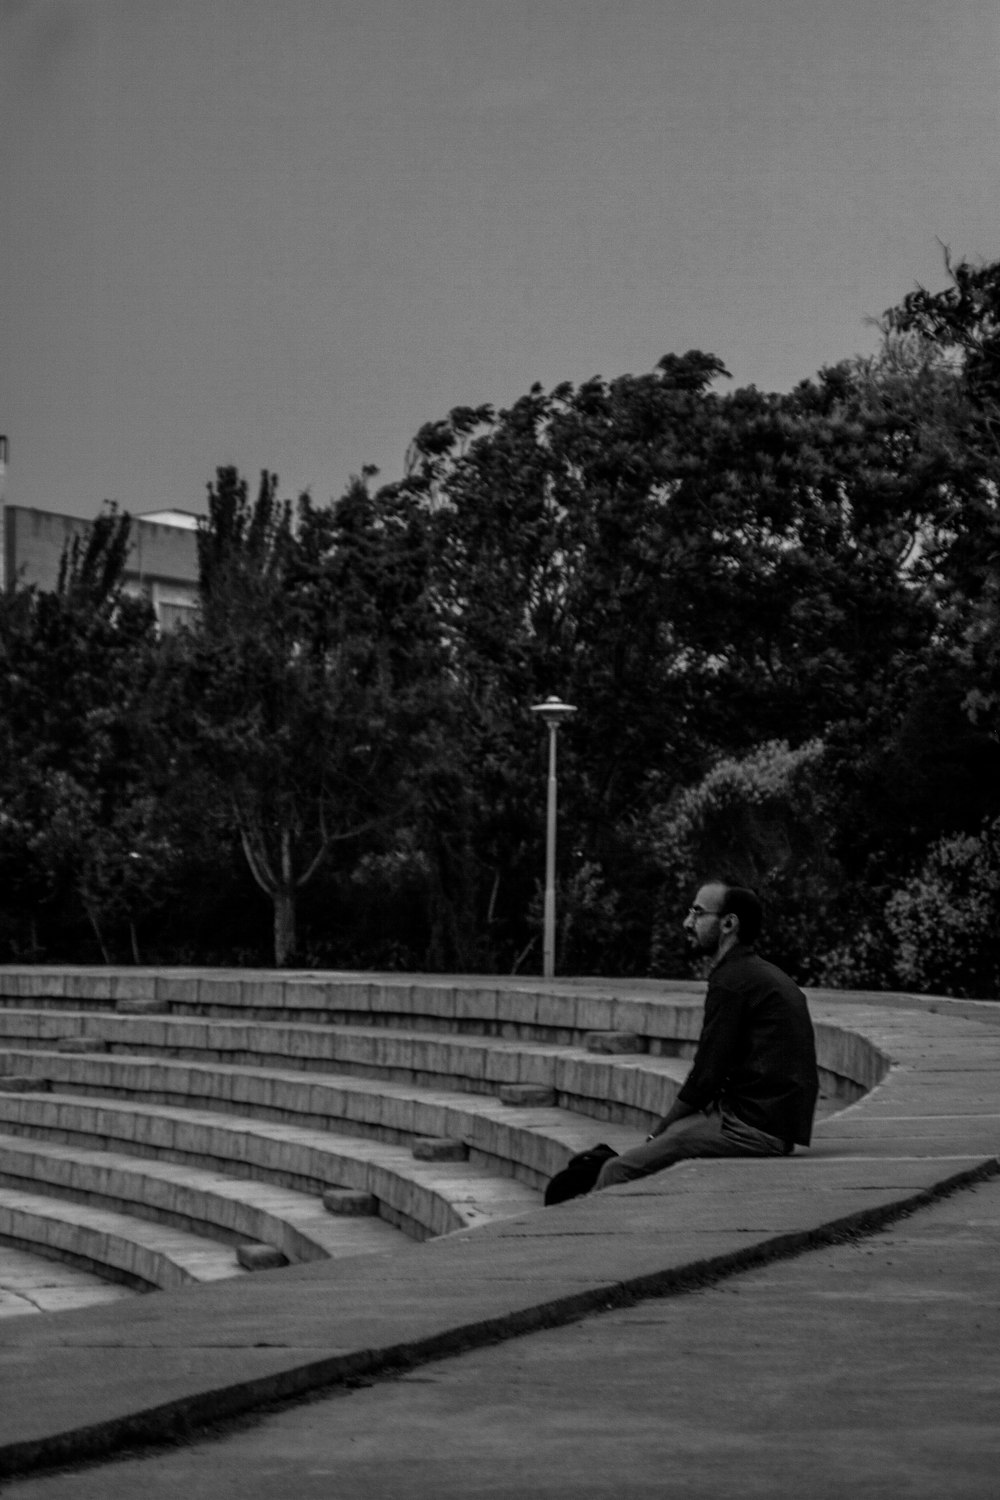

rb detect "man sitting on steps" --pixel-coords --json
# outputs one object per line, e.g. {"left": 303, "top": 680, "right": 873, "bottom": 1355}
{"left": 595, "top": 882, "right": 819, "bottom": 1190}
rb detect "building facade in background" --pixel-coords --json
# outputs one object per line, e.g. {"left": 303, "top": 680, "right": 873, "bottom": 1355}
{"left": 1, "top": 502, "right": 200, "bottom": 631}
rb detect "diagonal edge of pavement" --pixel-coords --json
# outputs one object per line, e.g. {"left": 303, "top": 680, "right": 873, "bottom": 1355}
{"left": 0, "top": 990, "right": 998, "bottom": 1480}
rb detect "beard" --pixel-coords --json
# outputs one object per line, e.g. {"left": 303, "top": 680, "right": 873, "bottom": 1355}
{"left": 685, "top": 927, "right": 721, "bottom": 964}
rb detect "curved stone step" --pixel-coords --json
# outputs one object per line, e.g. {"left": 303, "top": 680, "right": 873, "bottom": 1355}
{"left": 0, "top": 1135, "right": 405, "bottom": 1263}
{"left": 0, "top": 1051, "right": 645, "bottom": 1187}
{"left": 0, "top": 1010, "right": 688, "bottom": 1126}
{"left": 0, "top": 1187, "right": 244, "bottom": 1290}
{"left": 0, "top": 971, "right": 887, "bottom": 1100}
{"left": 0, "top": 1093, "right": 544, "bottom": 1235}
{"left": 0, "top": 969, "right": 710, "bottom": 1055}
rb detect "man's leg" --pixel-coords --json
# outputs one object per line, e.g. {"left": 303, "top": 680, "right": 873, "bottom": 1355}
{"left": 594, "top": 1106, "right": 785, "bottom": 1189}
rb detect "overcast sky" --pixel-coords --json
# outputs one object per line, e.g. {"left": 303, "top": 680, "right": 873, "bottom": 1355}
{"left": 1, "top": 0, "right": 998, "bottom": 519}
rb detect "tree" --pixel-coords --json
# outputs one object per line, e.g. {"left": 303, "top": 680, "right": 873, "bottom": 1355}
{"left": 392, "top": 356, "right": 748, "bottom": 971}
{"left": 9, "top": 282, "right": 1000, "bottom": 975}
{"left": 177, "top": 467, "right": 443, "bottom": 966}
{"left": 882, "top": 253, "right": 1000, "bottom": 737}
{"left": 389, "top": 347, "right": 968, "bottom": 973}
{"left": 0, "top": 507, "right": 170, "bottom": 960}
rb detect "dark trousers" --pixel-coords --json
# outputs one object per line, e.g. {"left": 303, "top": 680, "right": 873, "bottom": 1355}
{"left": 594, "top": 1103, "right": 790, "bottom": 1190}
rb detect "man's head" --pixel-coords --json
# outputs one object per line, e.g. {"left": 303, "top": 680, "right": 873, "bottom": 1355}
{"left": 683, "top": 882, "right": 762, "bottom": 960}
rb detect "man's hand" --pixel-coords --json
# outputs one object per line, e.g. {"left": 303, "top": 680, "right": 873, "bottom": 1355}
{"left": 647, "top": 1097, "right": 697, "bottom": 1140}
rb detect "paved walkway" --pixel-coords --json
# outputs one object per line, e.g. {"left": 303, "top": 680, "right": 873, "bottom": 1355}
{"left": 8, "top": 1170, "right": 1000, "bottom": 1499}
{"left": 0, "top": 979, "right": 997, "bottom": 1491}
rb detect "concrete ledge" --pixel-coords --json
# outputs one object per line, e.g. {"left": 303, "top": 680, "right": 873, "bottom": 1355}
{"left": 1, "top": 1152, "right": 996, "bottom": 1480}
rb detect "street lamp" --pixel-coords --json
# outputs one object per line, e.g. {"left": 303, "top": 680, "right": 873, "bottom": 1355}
{"left": 530, "top": 695, "right": 577, "bottom": 979}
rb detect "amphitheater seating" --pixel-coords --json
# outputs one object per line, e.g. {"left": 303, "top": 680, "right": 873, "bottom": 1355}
{"left": 0, "top": 967, "right": 884, "bottom": 1313}
{"left": 0, "top": 971, "right": 702, "bottom": 1300}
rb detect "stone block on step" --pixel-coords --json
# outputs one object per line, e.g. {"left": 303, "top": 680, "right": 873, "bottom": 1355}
{"left": 584, "top": 1031, "right": 644, "bottom": 1055}
{"left": 322, "top": 1189, "right": 378, "bottom": 1216}
{"left": 498, "top": 1083, "right": 557, "bottom": 1107}
{"left": 411, "top": 1137, "right": 469, "bottom": 1162}
{"left": 116, "top": 997, "right": 167, "bottom": 1016}
{"left": 0, "top": 1075, "right": 51, "bottom": 1092}
{"left": 236, "top": 1243, "right": 289, "bottom": 1271}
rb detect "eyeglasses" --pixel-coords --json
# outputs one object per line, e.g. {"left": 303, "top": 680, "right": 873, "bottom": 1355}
{"left": 686, "top": 905, "right": 723, "bottom": 919}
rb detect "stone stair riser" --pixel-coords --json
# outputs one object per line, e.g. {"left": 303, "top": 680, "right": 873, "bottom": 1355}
{"left": 0, "top": 1157, "right": 329, "bottom": 1263}
{"left": 0, "top": 1012, "right": 690, "bottom": 1119}
{"left": 0, "top": 1194, "right": 240, "bottom": 1290}
{"left": 0, "top": 986, "right": 886, "bottom": 1103}
{"left": 0, "top": 1094, "right": 540, "bottom": 1237}
{"left": 0, "top": 1050, "right": 639, "bottom": 1191}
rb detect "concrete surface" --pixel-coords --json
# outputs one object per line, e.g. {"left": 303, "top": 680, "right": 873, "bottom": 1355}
{"left": 0, "top": 969, "right": 997, "bottom": 1491}
{"left": 6, "top": 1171, "right": 1000, "bottom": 1499}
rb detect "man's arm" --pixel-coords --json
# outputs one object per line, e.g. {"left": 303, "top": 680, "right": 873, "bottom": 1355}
{"left": 673, "top": 982, "right": 745, "bottom": 1114}
{"left": 647, "top": 978, "right": 748, "bottom": 1138}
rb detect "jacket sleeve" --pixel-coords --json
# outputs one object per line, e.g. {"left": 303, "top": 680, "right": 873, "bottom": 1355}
{"left": 676, "top": 981, "right": 745, "bottom": 1111}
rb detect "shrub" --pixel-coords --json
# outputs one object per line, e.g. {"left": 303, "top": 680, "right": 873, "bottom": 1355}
{"left": 885, "top": 817, "right": 1000, "bottom": 998}
{"left": 648, "top": 738, "right": 847, "bottom": 980}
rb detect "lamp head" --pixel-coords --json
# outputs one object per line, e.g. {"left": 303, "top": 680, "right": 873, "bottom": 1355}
{"left": 530, "top": 695, "right": 578, "bottom": 728}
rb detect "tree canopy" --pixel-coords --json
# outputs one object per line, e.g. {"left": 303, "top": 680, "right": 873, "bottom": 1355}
{"left": 3, "top": 254, "right": 1000, "bottom": 991}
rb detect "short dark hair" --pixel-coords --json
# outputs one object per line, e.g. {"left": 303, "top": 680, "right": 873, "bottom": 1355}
{"left": 719, "top": 885, "right": 762, "bottom": 945}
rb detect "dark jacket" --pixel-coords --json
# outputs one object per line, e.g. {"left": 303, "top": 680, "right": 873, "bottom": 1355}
{"left": 677, "top": 944, "right": 819, "bottom": 1146}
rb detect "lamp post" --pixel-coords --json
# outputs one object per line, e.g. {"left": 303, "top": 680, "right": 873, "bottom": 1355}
{"left": 530, "top": 695, "right": 577, "bottom": 979}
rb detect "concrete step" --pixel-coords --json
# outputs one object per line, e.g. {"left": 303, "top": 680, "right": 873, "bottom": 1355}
{"left": 0, "top": 974, "right": 886, "bottom": 1102}
{"left": 0, "top": 970, "right": 707, "bottom": 1049}
{"left": 0, "top": 1051, "right": 643, "bottom": 1188}
{"left": 0, "top": 1092, "right": 542, "bottom": 1237}
{"left": 0, "top": 1186, "right": 245, "bottom": 1290}
{"left": 0, "top": 1010, "right": 689, "bottom": 1126}
{"left": 0, "top": 1134, "right": 405, "bottom": 1263}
